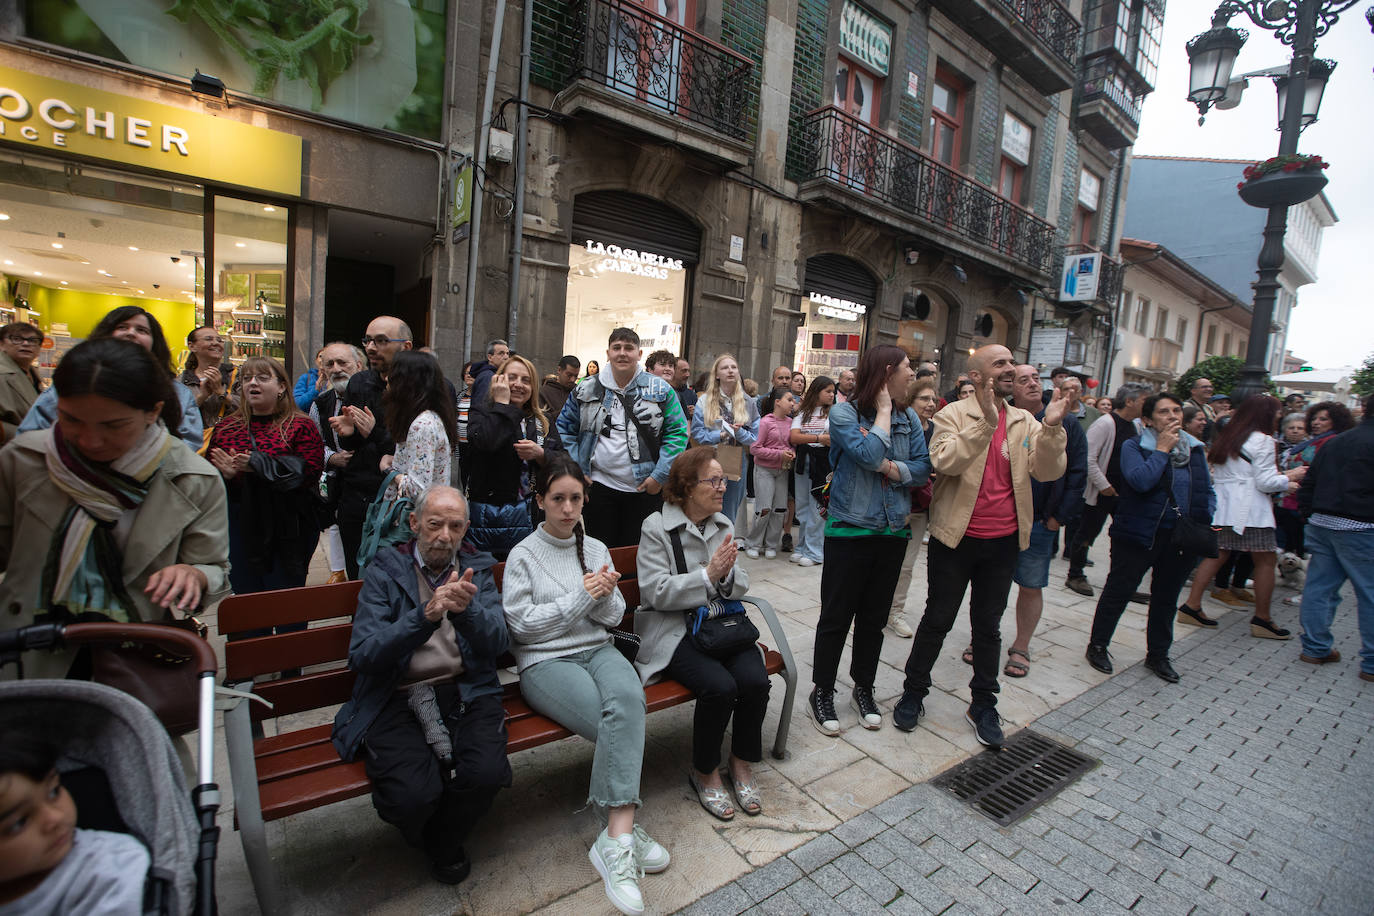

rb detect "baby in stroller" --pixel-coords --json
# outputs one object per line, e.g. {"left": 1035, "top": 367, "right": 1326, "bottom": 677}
{"left": 0, "top": 734, "right": 149, "bottom": 914}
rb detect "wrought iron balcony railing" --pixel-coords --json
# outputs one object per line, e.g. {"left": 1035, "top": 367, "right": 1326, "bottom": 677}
{"left": 1080, "top": 56, "right": 1145, "bottom": 125}
{"left": 531, "top": 0, "right": 755, "bottom": 142}
{"left": 794, "top": 106, "right": 1057, "bottom": 276}
{"left": 1056, "top": 243, "right": 1124, "bottom": 306}
{"left": 997, "top": 0, "right": 1081, "bottom": 69}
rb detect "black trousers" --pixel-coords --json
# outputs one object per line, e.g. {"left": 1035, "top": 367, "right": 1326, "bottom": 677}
{"left": 362, "top": 687, "right": 511, "bottom": 865}
{"left": 1275, "top": 506, "right": 1306, "bottom": 557}
{"left": 1068, "top": 494, "right": 1117, "bottom": 579}
{"left": 812, "top": 535, "right": 908, "bottom": 692}
{"left": 665, "top": 636, "right": 771, "bottom": 773}
{"left": 902, "top": 534, "right": 1018, "bottom": 710}
{"left": 336, "top": 494, "right": 367, "bottom": 581}
{"left": 1089, "top": 535, "right": 1190, "bottom": 662}
{"left": 584, "top": 481, "right": 663, "bottom": 548}
{"left": 1214, "top": 552, "right": 1254, "bottom": 589}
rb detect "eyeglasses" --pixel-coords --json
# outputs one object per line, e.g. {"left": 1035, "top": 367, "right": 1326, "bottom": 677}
{"left": 5, "top": 336, "right": 42, "bottom": 346}
{"left": 361, "top": 335, "right": 409, "bottom": 347}
{"left": 698, "top": 476, "right": 728, "bottom": 490}
{"left": 245, "top": 373, "right": 277, "bottom": 385}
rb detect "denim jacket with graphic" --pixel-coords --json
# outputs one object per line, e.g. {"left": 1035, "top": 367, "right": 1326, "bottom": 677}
{"left": 555, "top": 369, "right": 689, "bottom": 486}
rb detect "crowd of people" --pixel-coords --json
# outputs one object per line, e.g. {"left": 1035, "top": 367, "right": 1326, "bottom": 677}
{"left": 1, "top": 308, "right": 1371, "bottom": 915}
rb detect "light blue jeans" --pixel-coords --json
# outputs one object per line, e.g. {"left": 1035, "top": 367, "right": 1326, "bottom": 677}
{"left": 519, "top": 643, "right": 647, "bottom": 808}
{"left": 721, "top": 446, "right": 747, "bottom": 525}
{"left": 746, "top": 465, "right": 789, "bottom": 551}
{"left": 793, "top": 472, "right": 825, "bottom": 563}
{"left": 1298, "top": 525, "right": 1374, "bottom": 674}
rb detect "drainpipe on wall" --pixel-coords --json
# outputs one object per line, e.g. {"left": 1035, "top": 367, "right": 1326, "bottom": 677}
{"left": 463, "top": 0, "right": 508, "bottom": 364}
{"left": 506, "top": 0, "right": 533, "bottom": 349}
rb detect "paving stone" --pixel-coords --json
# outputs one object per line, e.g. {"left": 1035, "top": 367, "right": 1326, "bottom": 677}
{"left": 809, "top": 862, "right": 852, "bottom": 897}
{"left": 1007, "top": 848, "right": 1091, "bottom": 901}
{"left": 833, "top": 885, "right": 889, "bottom": 914}
{"left": 854, "top": 836, "right": 898, "bottom": 870}
{"left": 921, "top": 836, "right": 993, "bottom": 886}
{"left": 779, "top": 877, "right": 848, "bottom": 916}
{"left": 736, "top": 856, "right": 803, "bottom": 903}
{"left": 835, "top": 851, "right": 900, "bottom": 904}
{"left": 962, "top": 842, "right": 1037, "bottom": 893}
{"left": 682, "top": 882, "right": 753, "bottom": 916}
{"left": 880, "top": 858, "right": 956, "bottom": 913}
{"left": 869, "top": 787, "right": 927, "bottom": 826}
{"left": 786, "top": 832, "right": 846, "bottom": 872}
{"left": 833, "top": 810, "right": 887, "bottom": 847}
{"left": 750, "top": 888, "right": 807, "bottom": 916}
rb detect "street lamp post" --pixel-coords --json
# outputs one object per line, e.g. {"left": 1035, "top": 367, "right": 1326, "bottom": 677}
{"left": 1185, "top": 1, "right": 1361, "bottom": 402}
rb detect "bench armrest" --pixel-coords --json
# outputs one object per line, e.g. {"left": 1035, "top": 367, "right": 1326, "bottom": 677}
{"left": 739, "top": 596, "right": 793, "bottom": 677}
{"left": 738, "top": 595, "right": 797, "bottom": 760}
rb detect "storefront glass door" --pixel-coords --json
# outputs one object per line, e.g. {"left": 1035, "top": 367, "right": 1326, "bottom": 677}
{"left": 210, "top": 195, "right": 290, "bottom": 365}
{"left": 563, "top": 239, "right": 688, "bottom": 371}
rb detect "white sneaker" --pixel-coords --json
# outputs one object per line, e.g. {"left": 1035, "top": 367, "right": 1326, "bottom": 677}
{"left": 797, "top": 556, "right": 816, "bottom": 567}
{"left": 589, "top": 830, "right": 644, "bottom": 915}
{"left": 888, "top": 615, "right": 913, "bottom": 638}
{"left": 631, "top": 824, "right": 670, "bottom": 873}
{"left": 764, "top": 549, "right": 777, "bottom": 559}
{"left": 745, "top": 548, "right": 760, "bottom": 559}
{"left": 788, "top": 553, "right": 802, "bottom": 564}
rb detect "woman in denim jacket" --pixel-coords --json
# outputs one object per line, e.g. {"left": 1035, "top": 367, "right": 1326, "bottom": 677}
{"left": 809, "top": 346, "right": 931, "bottom": 736}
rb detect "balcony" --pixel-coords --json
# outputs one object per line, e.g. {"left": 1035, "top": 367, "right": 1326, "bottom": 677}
{"left": 1055, "top": 243, "right": 1123, "bottom": 308}
{"left": 1076, "top": 56, "right": 1145, "bottom": 149}
{"left": 1148, "top": 336, "right": 1182, "bottom": 374}
{"left": 927, "top": 0, "right": 1079, "bottom": 94}
{"left": 531, "top": 0, "right": 756, "bottom": 165}
{"left": 792, "top": 107, "right": 1057, "bottom": 278}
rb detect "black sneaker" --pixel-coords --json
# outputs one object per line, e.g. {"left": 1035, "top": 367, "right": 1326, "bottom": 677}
{"left": 781, "top": 534, "right": 793, "bottom": 552}
{"left": 893, "top": 691, "right": 925, "bottom": 732}
{"left": 430, "top": 848, "right": 471, "bottom": 885}
{"left": 966, "top": 706, "right": 1005, "bottom": 748}
{"left": 1129, "top": 591, "right": 1150, "bottom": 604}
{"left": 809, "top": 686, "right": 839, "bottom": 736}
{"left": 851, "top": 686, "right": 881, "bottom": 730}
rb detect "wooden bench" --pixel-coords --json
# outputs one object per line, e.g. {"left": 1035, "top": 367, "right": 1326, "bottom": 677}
{"left": 219, "top": 545, "right": 796, "bottom": 916}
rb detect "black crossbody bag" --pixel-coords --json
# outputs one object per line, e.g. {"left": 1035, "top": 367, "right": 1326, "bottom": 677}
{"left": 668, "top": 528, "right": 759, "bottom": 659}
{"left": 1166, "top": 464, "right": 1219, "bottom": 558}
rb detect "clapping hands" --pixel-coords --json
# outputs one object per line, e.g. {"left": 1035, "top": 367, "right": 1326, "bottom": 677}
{"left": 583, "top": 564, "right": 621, "bottom": 600}
{"left": 706, "top": 534, "right": 740, "bottom": 582}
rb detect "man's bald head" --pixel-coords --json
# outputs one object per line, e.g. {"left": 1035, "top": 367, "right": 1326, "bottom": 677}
{"left": 967, "top": 345, "right": 1016, "bottom": 399}
{"left": 363, "top": 315, "right": 414, "bottom": 374}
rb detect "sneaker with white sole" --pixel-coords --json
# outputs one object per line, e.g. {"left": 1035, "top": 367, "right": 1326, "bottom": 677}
{"left": 745, "top": 547, "right": 760, "bottom": 559}
{"left": 851, "top": 686, "right": 882, "bottom": 729}
{"left": 796, "top": 556, "right": 816, "bottom": 567}
{"left": 887, "top": 615, "right": 913, "bottom": 638}
{"left": 630, "top": 825, "right": 669, "bottom": 874}
{"left": 764, "top": 549, "right": 777, "bottom": 559}
{"left": 589, "top": 830, "right": 644, "bottom": 915}
{"left": 808, "top": 686, "right": 840, "bottom": 736}
{"left": 966, "top": 705, "right": 1005, "bottom": 748}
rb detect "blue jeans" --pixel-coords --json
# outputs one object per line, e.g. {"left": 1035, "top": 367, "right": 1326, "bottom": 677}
{"left": 723, "top": 478, "right": 745, "bottom": 526}
{"left": 518, "top": 643, "right": 646, "bottom": 809}
{"left": 793, "top": 472, "right": 825, "bottom": 562}
{"left": 1299, "top": 525, "right": 1374, "bottom": 673}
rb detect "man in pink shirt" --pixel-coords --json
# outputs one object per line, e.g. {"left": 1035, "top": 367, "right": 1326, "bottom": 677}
{"left": 894, "top": 345, "right": 1068, "bottom": 747}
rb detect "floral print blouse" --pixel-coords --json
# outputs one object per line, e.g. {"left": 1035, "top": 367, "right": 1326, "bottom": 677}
{"left": 387, "top": 410, "right": 451, "bottom": 501}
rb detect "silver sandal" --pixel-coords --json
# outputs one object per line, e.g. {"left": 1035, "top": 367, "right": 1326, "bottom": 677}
{"left": 688, "top": 771, "right": 734, "bottom": 821}
{"left": 726, "top": 770, "right": 763, "bottom": 816}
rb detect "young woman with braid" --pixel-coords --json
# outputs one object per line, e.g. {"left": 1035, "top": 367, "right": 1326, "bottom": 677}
{"left": 501, "top": 455, "right": 669, "bottom": 915}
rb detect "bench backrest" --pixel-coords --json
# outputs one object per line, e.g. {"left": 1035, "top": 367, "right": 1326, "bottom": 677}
{"left": 218, "top": 544, "right": 644, "bottom": 723}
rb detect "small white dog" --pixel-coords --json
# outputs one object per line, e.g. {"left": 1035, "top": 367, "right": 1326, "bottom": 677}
{"left": 1278, "top": 551, "right": 1307, "bottom": 585}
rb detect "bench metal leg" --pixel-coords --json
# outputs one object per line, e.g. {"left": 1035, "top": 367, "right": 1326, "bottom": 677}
{"left": 743, "top": 597, "right": 796, "bottom": 759}
{"left": 223, "top": 682, "right": 286, "bottom": 916}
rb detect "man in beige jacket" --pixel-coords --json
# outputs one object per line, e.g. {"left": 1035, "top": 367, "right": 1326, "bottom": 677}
{"left": 893, "top": 344, "right": 1067, "bottom": 747}
{"left": 0, "top": 322, "right": 43, "bottom": 445}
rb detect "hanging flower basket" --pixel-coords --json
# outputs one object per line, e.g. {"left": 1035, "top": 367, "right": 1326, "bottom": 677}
{"left": 1237, "top": 154, "right": 1329, "bottom": 209}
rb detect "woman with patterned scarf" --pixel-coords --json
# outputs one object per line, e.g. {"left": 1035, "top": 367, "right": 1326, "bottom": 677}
{"left": 0, "top": 338, "right": 230, "bottom": 679}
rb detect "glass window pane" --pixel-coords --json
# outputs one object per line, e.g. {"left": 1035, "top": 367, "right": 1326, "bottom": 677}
{"left": 0, "top": 149, "right": 203, "bottom": 387}
{"left": 932, "top": 82, "right": 954, "bottom": 116}
{"left": 564, "top": 241, "right": 685, "bottom": 368}
{"left": 212, "top": 196, "right": 289, "bottom": 365}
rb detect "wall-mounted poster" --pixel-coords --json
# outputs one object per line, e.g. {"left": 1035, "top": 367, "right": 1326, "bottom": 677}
{"left": 23, "top": 0, "right": 450, "bottom": 140}
{"left": 253, "top": 271, "right": 283, "bottom": 306}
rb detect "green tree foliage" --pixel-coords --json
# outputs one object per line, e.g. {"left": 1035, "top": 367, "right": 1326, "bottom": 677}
{"left": 1174, "top": 356, "right": 1246, "bottom": 400}
{"left": 1352, "top": 352, "right": 1374, "bottom": 398}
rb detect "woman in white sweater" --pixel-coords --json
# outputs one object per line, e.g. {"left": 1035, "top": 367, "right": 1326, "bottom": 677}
{"left": 1178, "top": 394, "right": 1305, "bottom": 637}
{"left": 502, "top": 455, "right": 668, "bottom": 916}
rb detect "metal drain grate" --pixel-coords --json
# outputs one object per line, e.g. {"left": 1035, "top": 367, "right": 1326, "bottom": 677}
{"left": 932, "top": 729, "right": 1097, "bottom": 826}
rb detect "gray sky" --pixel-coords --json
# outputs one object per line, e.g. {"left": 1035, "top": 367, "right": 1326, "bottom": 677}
{"left": 1131, "top": 4, "right": 1372, "bottom": 370}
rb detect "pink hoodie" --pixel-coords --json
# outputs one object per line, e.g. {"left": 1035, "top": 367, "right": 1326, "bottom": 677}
{"left": 751, "top": 413, "right": 794, "bottom": 469}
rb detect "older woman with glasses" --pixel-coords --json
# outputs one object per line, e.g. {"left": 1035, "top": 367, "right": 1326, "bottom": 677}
{"left": 636, "top": 446, "right": 768, "bottom": 821}
{"left": 0, "top": 323, "right": 44, "bottom": 445}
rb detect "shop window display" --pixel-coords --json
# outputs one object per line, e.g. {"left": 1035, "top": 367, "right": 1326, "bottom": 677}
{"left": 563, "top": 240, "right": 687, "bottom": 369}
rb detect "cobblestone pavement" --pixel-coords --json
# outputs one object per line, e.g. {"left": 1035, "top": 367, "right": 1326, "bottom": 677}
{"left": 678, "top": 607, "right": 1374, "bottom": 915}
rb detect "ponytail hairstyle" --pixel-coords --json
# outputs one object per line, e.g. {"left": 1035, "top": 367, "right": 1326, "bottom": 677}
{"left": 535, "top": 453, "right": 592, "bottom": 572}
{"left": 799, "top": 374, "right": 836, "bottom": 424}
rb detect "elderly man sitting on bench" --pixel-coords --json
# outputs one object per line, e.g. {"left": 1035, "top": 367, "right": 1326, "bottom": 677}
{"left": 331, "top": 485, "right": 511, "bottom": 885}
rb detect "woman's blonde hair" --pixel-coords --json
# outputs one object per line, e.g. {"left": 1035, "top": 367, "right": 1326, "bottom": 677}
{"left": 703, "top": 353, "right": 750, "bottom": 428}
{"left": 225, "top": 356, "right": 302, "bottom": 436}
{"left": 494, "top": 354, "right": 550, "bottom": 436}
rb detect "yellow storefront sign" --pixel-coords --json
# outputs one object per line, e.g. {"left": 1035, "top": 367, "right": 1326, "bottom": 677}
{"left": 0, "top": 65, "right": 301, "bottom": 196}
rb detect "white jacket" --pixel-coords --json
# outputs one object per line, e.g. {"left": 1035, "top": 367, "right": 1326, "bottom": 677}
{"left": 1210, "top": 431, "right": 1288, "bottom": 534}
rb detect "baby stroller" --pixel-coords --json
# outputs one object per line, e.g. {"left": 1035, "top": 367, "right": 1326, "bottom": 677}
{"left": 0, "top": 621, "right": 222, "bottom": 916}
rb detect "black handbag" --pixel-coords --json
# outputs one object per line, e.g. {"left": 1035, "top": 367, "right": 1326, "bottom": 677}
{"left": 247, "top": 425, "right": 333, "bottom": 530}
{"left": 608, "top": 627, "right": 641, "bottom": 664}
{"left": 1166, "top": 466, "right": 1219, "bottom": 558}
{"left": 668, "top": 529, "right": 759, "bottom": 659}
